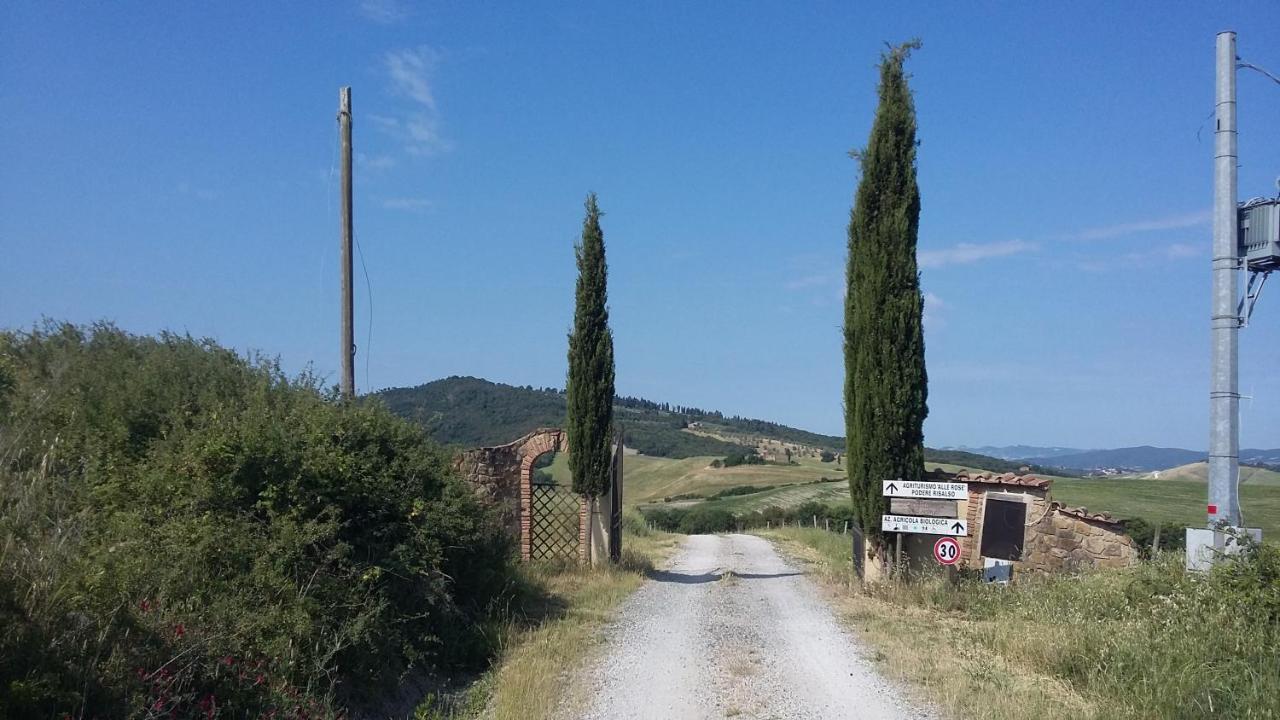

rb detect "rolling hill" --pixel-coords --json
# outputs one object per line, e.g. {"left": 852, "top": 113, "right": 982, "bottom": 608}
{"left": 1142, "top": 462, "right": 1280, "bottom": 485}
{"left": 1021, "top": 446, "right": 1206, "bottom": 472}
{"left": 372, "top": 376, "right": 1041, "bottom": 472}
{"left": 371, "top": 376, "right": 752, "bottom": 458}
{"left": 1016, "top": 446, "right": 1280, "bottom": 472}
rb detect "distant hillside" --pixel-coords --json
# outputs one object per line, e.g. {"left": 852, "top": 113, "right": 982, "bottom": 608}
{"left": 922, "top": 449, "right": 1075, "bottom": 478}
{"left": 954, "top": 445, "right": 1086, "bottom": 461}
{"left": 372, "top": 377, "right": 752, "bottom": 458}
{"left": 1241, "top": 449, "right": 1280, "bottom": 468}
{"left": 373, "top": 376, "right": 1053, "bottom": 474}
{"left": 1023, "top": 446, "right": 1206, "bottom": 472}
{"left": 1146, "top": 462, "right": 1280, "bottom": 486}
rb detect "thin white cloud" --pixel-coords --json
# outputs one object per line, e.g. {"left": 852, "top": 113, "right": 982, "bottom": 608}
{"left": 378, "top": 47, "right": 449, "bottom": 156}
{"left": 357, "top": 153, "right": 396, "bottom": 170}
{"left": 360, "top": 0, "right": 409, "bottom": 24}
{"left": 1165, "top": 242, "right": 1200, "bottom": 259}
{"left": 381, "top": 197, "right": 434, "bottom": 212}
{"left": 176, "top": 180, "right": 217, "bottom": 201}
{"left": 386, "top": 46, "right": 438, "bottom": 109}
{"left": 917, "top": 239, "right": 1035, "bottom": 269}
{"left": 1066, "top": 210, "right": 1211, "bottom": 241}
{"left": 785, "top": 273, "right": 835, "bottom": 291}
{"left": 923, "top": 291, "right": 945, "bottom": 329}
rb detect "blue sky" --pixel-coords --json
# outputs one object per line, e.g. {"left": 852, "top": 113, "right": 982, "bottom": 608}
{"left": 2, "top": 2, "right": 1278, "bottom": 450}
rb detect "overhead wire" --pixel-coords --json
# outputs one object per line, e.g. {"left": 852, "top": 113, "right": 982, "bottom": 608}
{"left": 355, "top": 229, "right": 373, "bottom": 393}
{"left": 1237, "top": 59, "right": 1280, "bottom": 87}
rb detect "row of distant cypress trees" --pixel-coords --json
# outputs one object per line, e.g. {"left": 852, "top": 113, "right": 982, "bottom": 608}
{"left": 567, "top": 41, "right": 929, "bottom": 554}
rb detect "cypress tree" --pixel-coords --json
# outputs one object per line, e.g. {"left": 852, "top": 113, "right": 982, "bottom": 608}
{"left": 844, "top": 41, "right": 928, "bottom": 546}
{"left": 566, "top": 193, "right": 616, "bottom": 498}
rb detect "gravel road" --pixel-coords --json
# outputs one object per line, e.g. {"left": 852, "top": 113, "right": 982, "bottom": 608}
{"left": 568, "top": 534, "right": 940, "bottom": 720}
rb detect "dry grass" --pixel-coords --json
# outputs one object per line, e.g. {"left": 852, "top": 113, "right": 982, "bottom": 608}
{"left": 761, "top": 528, "right": 1095, "bottom": 720}
{"left": 474, "top": 528, "right": 683, "bottom": 720}
{"left": 623, "top": 454, "right": 839, "bottom": 505}
{"left": 763, "top": 526, "right": 1280, "bottom": 720}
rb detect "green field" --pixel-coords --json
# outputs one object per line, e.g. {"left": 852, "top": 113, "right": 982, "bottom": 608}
{"left": 1051, "top": 477, "right": 1280, "bottom": 537}
{"left": 622, "top": 454, "right": 842, "bottom": 505}
{"left": 619, "top": 454, "right": 1280, "bottom": 537}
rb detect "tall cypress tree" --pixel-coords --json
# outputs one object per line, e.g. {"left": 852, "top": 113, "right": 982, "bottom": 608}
{"left": 566, "top": 193, "right": 616, "bottom": 498}
{"left": 844, "top": 41, "right": 928, "bottom": 546}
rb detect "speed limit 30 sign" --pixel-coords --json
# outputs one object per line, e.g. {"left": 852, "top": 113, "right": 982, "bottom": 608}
{"left": 933, "top": 537, "right": 961, "bottom": 566}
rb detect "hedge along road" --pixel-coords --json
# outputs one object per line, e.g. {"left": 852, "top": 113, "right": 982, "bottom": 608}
{"left": 563, "top": 534, "right": 939, "bottom": 720}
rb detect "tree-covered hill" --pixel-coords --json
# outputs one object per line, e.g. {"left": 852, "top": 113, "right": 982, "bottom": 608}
{"left": 371, "top": 377, "right": 754, "bottom": 458}
{"left": 370, "top": 377, "right": 1056, "bottom": 475}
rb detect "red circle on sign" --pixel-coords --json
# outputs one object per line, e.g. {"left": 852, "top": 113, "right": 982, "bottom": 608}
{"left": 934, "top": 537, "right": 961, "bottom": 566}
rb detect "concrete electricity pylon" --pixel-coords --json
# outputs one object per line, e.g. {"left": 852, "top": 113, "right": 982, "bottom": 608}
{"left": 1208, "top": 32, "right": 1240, "bottom": 528}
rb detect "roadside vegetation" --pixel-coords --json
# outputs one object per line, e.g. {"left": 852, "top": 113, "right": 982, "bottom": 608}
{"left": 468, "top": 515, "right": 681, "bottom": 720}
{"left": 767, "top": 527, "right": 1280, "bottom": 720}
{"left": 0, "top": 323, "right": 516, "bottom": 718}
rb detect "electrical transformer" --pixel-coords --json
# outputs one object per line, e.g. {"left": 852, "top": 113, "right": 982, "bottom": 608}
{"left": 1239, "top": 197, "right": 1280, "bottom": 271}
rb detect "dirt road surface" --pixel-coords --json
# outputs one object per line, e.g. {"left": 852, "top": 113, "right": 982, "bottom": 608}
{"left": 567, "top": 534, "right": 939, "bottom": 720}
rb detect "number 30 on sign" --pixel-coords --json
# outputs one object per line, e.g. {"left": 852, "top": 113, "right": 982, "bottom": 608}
{"left": 934, "top": 537, "right": 961, "bottom": 566}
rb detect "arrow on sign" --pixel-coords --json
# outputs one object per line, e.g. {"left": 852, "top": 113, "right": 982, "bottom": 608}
{"left": 881, "top": 514, "right": 968, "bottom": 536}
{"left": 882, "top": 479, "right": 967, "bottom": 500}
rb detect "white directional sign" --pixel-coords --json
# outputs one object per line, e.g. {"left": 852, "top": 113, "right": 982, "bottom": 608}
{"left": 881, "top": 514, "right": 969, "bottom": 536}
{"left": 882, "top": 480, "right": 967, "bottom": 500}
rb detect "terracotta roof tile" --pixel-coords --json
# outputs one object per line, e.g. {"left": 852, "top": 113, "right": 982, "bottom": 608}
{"left": 940, "top": 468, "right": 1053, "bottom": 490}
{"left": 1051, "top": 502, "right": 1125, "bottom": 526}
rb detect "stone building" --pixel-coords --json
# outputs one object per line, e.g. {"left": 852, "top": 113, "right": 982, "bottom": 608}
{"left": 888, "top": 469, "right": 1138, "bottom": 577}
{"left": 951, "top": 469, "right": 1139, "bottom": 573}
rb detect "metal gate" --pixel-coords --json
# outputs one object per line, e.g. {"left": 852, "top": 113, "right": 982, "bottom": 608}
{"left": 529, "top": 478, "right": 581, "bottom": 561}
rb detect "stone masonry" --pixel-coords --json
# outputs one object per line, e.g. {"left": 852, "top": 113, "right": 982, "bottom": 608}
{"left": 939, "top": 469, "right": 1139, "bottom": 574}
{"left": 453, "top": 428, "right": 584, "bottom": 561}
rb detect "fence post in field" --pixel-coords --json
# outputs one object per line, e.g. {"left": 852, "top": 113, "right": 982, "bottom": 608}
{"left": 812, "top": 515, "right": 817, "bottom": 528}
{"left": 825, "top": 518, "right": 830, "bottom": 532}
{"left": 843, "top": 520, "right": 849, "bottom": 535}
{"left": 1152, "top": 524, "right": 1162, "bottom": 554}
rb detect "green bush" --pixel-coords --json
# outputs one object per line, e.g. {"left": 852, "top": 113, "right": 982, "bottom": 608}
{"left": 0, "top": 323, "right": 514, "bottom": 718}
{"left": 676, "top": 507, "right": 737, "bottom": 534}
{"left": 707, "top": 484, "right": 774, "bottom": 499}
{"left": 722, "top": 452, "right": 764, "bottom": 467}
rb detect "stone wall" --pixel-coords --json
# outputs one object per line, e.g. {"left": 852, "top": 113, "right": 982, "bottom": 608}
{"left": 453, "top": 428, "right": 572, "bottom": 561}
{"left": 1022, "top": 505, "right": 1139, "bottom": 571}
{"left": 950, "top": 471, "right": 1138, "bottom": 574}
{"left": 453, "top": 441, "right": 524, "bottom": 539}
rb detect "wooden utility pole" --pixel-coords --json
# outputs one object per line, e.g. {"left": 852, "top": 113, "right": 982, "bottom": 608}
{"left": 338, "top": 87, "right": 355, "bottom": 400}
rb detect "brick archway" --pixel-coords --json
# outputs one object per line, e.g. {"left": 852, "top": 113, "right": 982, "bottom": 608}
{"left": 515, "top": 428, "right": 577, "bottom": 561}
{"left": 454, "top": 428, "right": 583, "bottom": 561}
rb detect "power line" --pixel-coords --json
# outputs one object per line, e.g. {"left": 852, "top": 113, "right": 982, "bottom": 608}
{"left": 1237, "top": 59, "right": 1280, "bottom": 87}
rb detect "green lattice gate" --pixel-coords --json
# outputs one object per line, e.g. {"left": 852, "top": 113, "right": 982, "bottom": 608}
{"left": 529, "top": 478, "right": 580, "bottom": 561}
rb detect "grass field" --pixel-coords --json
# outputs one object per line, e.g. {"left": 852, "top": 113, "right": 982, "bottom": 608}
{"left": 621, "top": 454, "right": 1280, "bottom": 537}
{"left": 1052, "top": 477, "right": 1280, "bottom": 537}
{"left": 621, "top": 454, "right": 843, "bottom": 505}
{"left": 766, "top": 527, "right": 1280, "bottom": 720}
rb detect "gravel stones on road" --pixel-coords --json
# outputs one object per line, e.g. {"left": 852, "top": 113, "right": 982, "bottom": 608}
{"left": 569, "top": 534, "right": 940, "bottom": 720}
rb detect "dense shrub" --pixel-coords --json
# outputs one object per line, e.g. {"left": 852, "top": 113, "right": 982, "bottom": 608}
{"left": 641, "top": 500, "right": 856, "bottom": 535}
{"left": 676, "top": 507, "right": 737, "bottom": 534}
{"left": 1120, "top": 517, "right": 1187, "bottom": 558}
{"left": 0, "top": 323, "right": 514, "bottom": 717}
{"left": 722, "top": 452, "right": 764, "bottom": 467}
{"left": 707, "top": 484, "right": 774, "bottom": 500}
